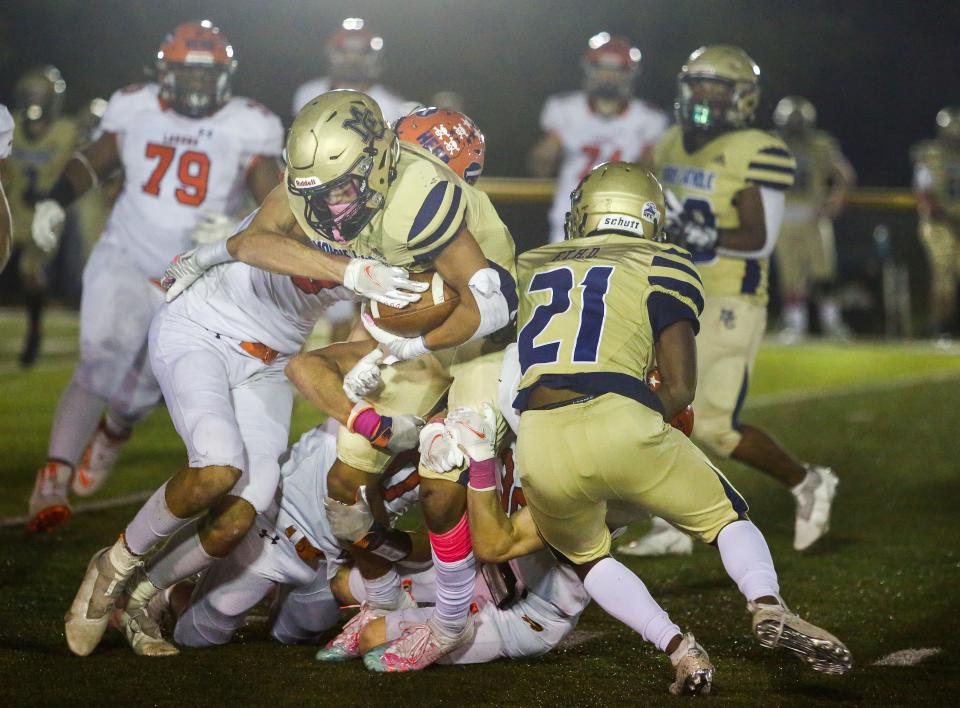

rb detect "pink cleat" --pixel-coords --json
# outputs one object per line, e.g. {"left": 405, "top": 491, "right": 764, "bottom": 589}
{"left": 363, "top": 617, "right": 475, "bottom": 672}
{"left": 315, "top": 603, "right": 387, "bottom": 662}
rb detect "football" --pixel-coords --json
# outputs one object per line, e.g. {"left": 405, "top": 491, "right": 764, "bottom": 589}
{"left": 646, "top": 368, "right": 695, "bottom": 436}
{"left": 369, "top": 270, "right": 459, "bottom": 337}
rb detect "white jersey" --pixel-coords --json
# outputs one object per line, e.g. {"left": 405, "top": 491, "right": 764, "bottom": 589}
{"left": 99, "top": 83, "right": 283, "bottom": 279}
{"left": 292, "top": 78, "right": 411, "bottom": 123}
{"left": 0, "top": 104, "right": 13, "bottom": 159}
{"left": 541, "top": 91, "right": 668, "bottom": 242}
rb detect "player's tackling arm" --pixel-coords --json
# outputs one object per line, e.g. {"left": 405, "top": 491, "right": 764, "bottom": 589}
{"left": 467, "top": 490, "right": 544, "bottom": 564}
{"left": 652, "top": 320, "right": 698, "bottom": 421}
{"left": 286, "top": 339, "right": 378, "bottom": 425}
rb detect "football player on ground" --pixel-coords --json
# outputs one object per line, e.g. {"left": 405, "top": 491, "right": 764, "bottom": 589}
{"left": 512, "top": 161, "right": 852, "bottom": 691}
{"left": 3, "top": 66, "right": 79, "bottom": 366}
{"left": 773, "top": 96, "right": 857, "bottom": 342}
{"left": 25, "top": 21, "right": 287, "bottom": 533}
{"left": 0, "top": 103, "right": 13, "bottom": 272}
{"left": 528, "top": 32, "right": 668, "bottom": 244}
{"left": 621, "top": 46, "right": 838, "bottom": 557}
{"left": 292, "top": 18, "right": 410, "bottom": 123}
{"left": 911, "top": 107, "right": 960, "bottom": 339}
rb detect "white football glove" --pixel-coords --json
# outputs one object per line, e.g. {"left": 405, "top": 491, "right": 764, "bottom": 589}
{"left": 343, "top": 348, "right": 385, "bottom": 403}
{"left": 191, "top": 211, "right": 238, "bottom": 245}
{"left": 324, "top": 489, "right": 374, "bottom": 544}
{"left": 446, "top": 404, "right": 497, "bottom": 462}
{"left": 360, "top": 307, "right": 430, "bottom": 362}
{"left": 383, "top": 413, "right": 426, "bottom": 454}
{"left": 161, "top": 248, "right": 207, "bottom": 302}
{"left": 663, "top": 189, "right": 718, "bottom": 253}
{"left": 343, "top": 258, "right": 428, "bottom": 309}
{"left": 31, "top": 199, "right": 66, "bottom": 253}
{"left": 419, "top": 421, "right": 465, "bottom": 473}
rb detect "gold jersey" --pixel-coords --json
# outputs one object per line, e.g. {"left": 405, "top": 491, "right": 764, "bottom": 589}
{"left": 311, "top": 142, "right": 516, "bottom": 281}
{"left": 2, "top": 115, "right": 79, "bottom": 242}
{"left": 514, "top": 234, "right": 704, "bottom": 411}
{"left": 781, "top": 130, "right": 842, "bottom": 209}
{"left": 654, "top": 125, "right": 795, "bottom": 306}
{"left": 911, "top": 139, "right": 960, "bottom": 219}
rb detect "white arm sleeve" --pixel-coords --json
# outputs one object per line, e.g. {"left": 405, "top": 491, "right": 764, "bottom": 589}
{"left": 466, "top": 267, "right": 512, "bottom": 343}
{"left": 716, "top": 187, "right": 785, "bottom": 260}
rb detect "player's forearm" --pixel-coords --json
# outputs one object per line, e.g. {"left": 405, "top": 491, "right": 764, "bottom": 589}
{"left": 46, "top": 134, "right": 119, "bottom": 208}
{"left": 285, "top": 351, "right": 354, "bottom": 424}
{"left": 654, "top": 321, "right": 697, "bottom": 420}
{"left": 466, "top": 489, "right": 530, "bottom": 564}
{"left": 422, "top": 292, "right": 481, "bottom": 350}
{"left": 228, "top": 230, "right": 348, "bottom": 282}
{"left": 717, "top": 224, "right": 765, "bottom": 252}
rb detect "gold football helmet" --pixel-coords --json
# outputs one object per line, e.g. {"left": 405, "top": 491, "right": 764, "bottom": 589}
{"left": 564, "top": 161, "right": 665, "bottom": 242}
{"left": 936, "top": 107, "right": 960, "bottom": 143}
{"left": 675, "top": 45, "right": 760, "bottom": 131}
{"left": 15, "top": 65, "right": 66, "bottom": 124}
{"left": 773, "top": 95, "right": 817, "bottom": 135}
{"left": 285, "top": 89, "right": 399, "bottom": 243}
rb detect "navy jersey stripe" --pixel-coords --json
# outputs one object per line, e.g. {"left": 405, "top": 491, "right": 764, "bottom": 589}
{"left": 662, "top": 246, "right": 694, "bottom": 263}
{"left": 747, "top": 161, "right": 796, "bottom": 175}
{"left": 651, "top": 255, "right": 703, "bottom": 285}
{"left": 747, "top": 178, "right": 792, "bottom": 191}
{"left": 648, "top": 275, "right": 705, "bottom": 314}
{"left": 740, "top": 259, "right": 761, "bottom": 294}
{"left": 407, "top": 182, "right": 449, "bottom": 243}
{"left": 758, "top": 146, "right": 792, "bottom": 158}
{"left": 413, "top": 185, "right": 463, "bottom": 252}
{"left": 647, "top": 291, "right": 700, "bottom": 339}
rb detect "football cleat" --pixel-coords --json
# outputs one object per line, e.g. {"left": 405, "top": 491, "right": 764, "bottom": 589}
{"left": 316, "top": 603, "right": 388, "bottom": 662}
{"left": 120, "top": 570, "right": 178, "bottom": 656}
{"left": 792, "top": 466, "right": 838, "bottom": 551}
{"left": 64, "top": 540, "right": 140, "bottom": 656}
{"left": 363, "top": 616, "right": 475, "bottom": 672}
{"left": 669, "top": 633, "right": 714, "bottom": 696}
{"left": 72, "top": 418, "right": 131, "bottom": 497}
{"left": 27, "top": 461, "right": 73, "bottom": 533}
{"left": 617, "top": 517, "right": 693, "bottom": 557}
{"left": 750, "top": 601, "right": 852, "bottom": 675}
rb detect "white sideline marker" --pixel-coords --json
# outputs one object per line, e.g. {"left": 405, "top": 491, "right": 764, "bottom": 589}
{"left": 873, "top": 648, "right": 942, "bottom": 666}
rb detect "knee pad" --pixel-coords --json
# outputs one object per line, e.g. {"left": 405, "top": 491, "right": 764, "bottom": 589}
{"left": 233, "top": 456, "right": 281, "bottom": 513}
{"left": 189, "top": 415, "right": 245, "bottom": 470}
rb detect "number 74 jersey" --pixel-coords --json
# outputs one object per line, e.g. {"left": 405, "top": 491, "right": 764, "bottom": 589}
{"left": 514, "top": 234, "right": 704, "bottom": 410}
{"left": 98, "top": 83, "right": 283, "bottom": 279}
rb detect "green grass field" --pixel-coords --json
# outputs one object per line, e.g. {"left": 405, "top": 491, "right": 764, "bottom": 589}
{"left": 2, "top": 310, "right": 959, "bottom": 705}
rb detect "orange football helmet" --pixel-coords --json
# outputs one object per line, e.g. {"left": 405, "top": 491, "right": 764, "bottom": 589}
{"left": 326, "top": 18, "right": 383, "bottom": 84}
{"left": 395, "top": 107, "right": 486, "bottom": 184}
{"left": 582, "top": 33, "right": 641, "bottom": 101}
{"left": 156, "top": 20, "right": 237, "bottom": 117}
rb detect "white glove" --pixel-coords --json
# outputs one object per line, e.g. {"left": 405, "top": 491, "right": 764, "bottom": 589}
{"left": 663, "top": 189, "right": 718, "bottom": 253}
{"left": 343, "top": 348, "right": 385, "bottom": 403}
{"left": 383, "top": 413, "right": 426, "bottom": 454}
{"left": 419, "top": 421, "right": 464, "bottom": 473}
{"left": 191, "top": 211, "right": 238, "bottom": 245}
{"left": 343, "top": 258, "right": 428, "bottom": 309}
{"left": 31, "top": 199, "right": 66, "bottom": 253}
{"left": 162, "top": 240, "right": 234, "bottom": 302}
{"left": 324, "top": 490, "right": 374, "bottom": 544}
{"left": 446, "top": 404, "right": 497, "bottom": 462}
{"left": 360, "top": 307, "right": 430, "bottom": 361}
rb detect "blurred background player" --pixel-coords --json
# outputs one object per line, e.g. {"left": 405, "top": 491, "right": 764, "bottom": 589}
{"left": 291, "top": 18, "right": 411, "bottom": 123}
{"left": 26, "top": 21, "right": 283, "bottom": 532}
{"left": 528, "top": 32, "right": 668, "bottom": 244}
{"left": 3, "top": 66, "right": 79, "bottom": 366}
{"left": 773, "top": 96, "right": 857, "bottom": 342}
{"left": 0, "top": 103, "right": 13, "bottom": 272}
{"left": 911, "top": 107, "right": 960, "bottom": 339}
{"left": 622, "top": 46, "right": 838, "bottom": 558}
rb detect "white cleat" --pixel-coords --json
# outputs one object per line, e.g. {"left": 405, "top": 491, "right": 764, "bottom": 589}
{"left": 72, "top": 418, "right": 130, "bottom": 497}
{"left": 669, "top": 632, "right": 714, "bottom": 696}
{"left": 120, "top": 571, "right": 179, "bottom": 657}
{"left": 792, "top": 466, "right": 838, "bottom": 551}
{"left": 27, "top": 461, "right": 73, "bottom": 533}
{"left": 618, "top": 517, "right": 693, "bottom": 557}
{"left": 64, "top": 540, "right": 140, "bottom": 656}
{"left": 750, "top": 601, "right": 853, "bottom": 675}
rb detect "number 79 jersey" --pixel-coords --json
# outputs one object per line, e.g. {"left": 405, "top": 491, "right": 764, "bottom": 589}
{"left": 98, "top": 83, "right": 283, "bottom": 279}
{"left": 514, "top": 234, "right": 704, "bottom": 411}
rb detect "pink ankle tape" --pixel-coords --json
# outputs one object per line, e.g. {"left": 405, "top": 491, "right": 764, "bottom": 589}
{"left": 468, "top": 458, "right": 497, "bottom": 491}
{"left": 429, "top": 513, "right": 472, "bottom": 562}
{"left": 351, "top": 408, "right": 382, "bottom": 439}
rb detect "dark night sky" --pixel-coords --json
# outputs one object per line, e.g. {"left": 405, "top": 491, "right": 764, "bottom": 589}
{"left": 1, "top": 0, "right": 959, "bottom": 185}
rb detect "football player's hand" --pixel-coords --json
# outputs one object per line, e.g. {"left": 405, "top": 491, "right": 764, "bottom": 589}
{"left": 31, "top": 199, "right": 66, "bottom": 253}
{"left": 343, "top": 258, "right": 428, "bottom": 309}
{"left": 383, "top": 413, "right": 425, "bottom": 453}
{"left": 324, "top": 490, "right": 374, "bottom": 544}
{"left": 663, "top": 189, "right": 685, "bottom": 241}
{"left": 161, "top": 249, "right": 207, "bottom": 302}
{"left": 446, "top": 404, "right": 497, "bottom": 462}
{"left": 360, "top": 308, "right": 430, "bottom": 361}
{"left": 419, "top": 421, "right": 464, "bottom": 473}
{"left": 191, "top": 211, "right": 238, "bottom": 245}
{"left": 663, "top": 190, "right": 718, "bottom": 253}
{"left": 343, "top": 348, "right": 385, "bottom": 403}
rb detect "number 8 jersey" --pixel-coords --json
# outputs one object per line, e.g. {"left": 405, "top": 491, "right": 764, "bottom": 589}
{"left": 513, "top": 234, "right": 704, "bottom": 411}
{"left": 98, "top": 83, "right": 283, "bottom": 278}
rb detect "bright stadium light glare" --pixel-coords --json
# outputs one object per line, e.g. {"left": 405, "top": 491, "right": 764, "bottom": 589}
{"left": 342, "top": 17, "right": 364, "bottom": 30}
{"left": 588, "top": 31, "right": 610, "bottom": 49}
{"left": 370, "top": 36, "right": 384, "bottom": 51}
{"left": 629, "top": 47, "right": 642, "bottom": 62}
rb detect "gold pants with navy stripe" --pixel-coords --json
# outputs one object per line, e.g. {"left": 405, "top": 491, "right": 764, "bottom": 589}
{"left": 516, "top": 393, "right": 746, "bottom": 565}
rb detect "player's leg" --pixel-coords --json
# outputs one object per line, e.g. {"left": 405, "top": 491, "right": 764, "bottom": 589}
{"left": 919, "top": 219, "right": 957, "bottom": 336}
{"left": 775, "top": 221, "right": 811, "bottom": 342}
{"left": 811, "top": 218, "right": 849, "bottom": 338}
{"left": 270, "top": 564, "right": 341, "bottom": 644}
{"left": 17, "top": 240, "right": 51, "bottom": 367}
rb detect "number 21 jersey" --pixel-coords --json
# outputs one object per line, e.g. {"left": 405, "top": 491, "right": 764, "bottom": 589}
{"left": 99, "top": 83, "right": 283, "bottom": 278}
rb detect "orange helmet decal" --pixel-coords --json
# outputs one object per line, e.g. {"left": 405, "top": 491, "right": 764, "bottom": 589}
{"left": 395, "top": 107, "right": 486, "bottom": 184}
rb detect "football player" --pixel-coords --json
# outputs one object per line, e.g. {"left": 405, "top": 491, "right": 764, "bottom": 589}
{"left": 622, "top": 46, "right": 838, "bottom": 556}
{"left": 3, "top": 66, "right": 79, "bottom": 365}
{"left": 528, "top": 33, "right": 668, "bottom": 243}
{"left": 513, "top": 161, "right": 851, "bottom": 687}
{"left": 773, "top": 96, "right": 857, "bottom": 342}
{"left": 25, "top": 22, "right": 289, "bottom": 532}
{"left": 291, "top": 18, "right": 410, "bottom": 122}
{"left": 0, "top": 103, "right": 13, "bottom": 272}
{"left": 911, "top": 107, "right": 960, "bottom": 338}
